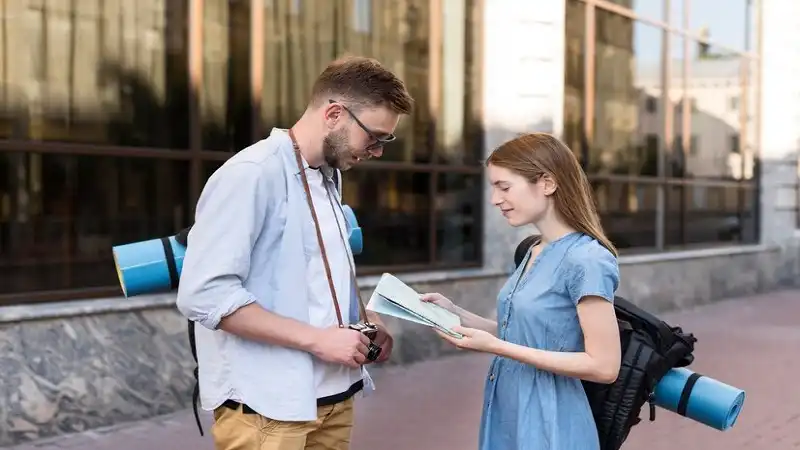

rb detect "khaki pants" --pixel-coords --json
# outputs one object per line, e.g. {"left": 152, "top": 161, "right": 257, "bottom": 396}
{"left": 211, "top": 399, "right": 355, "bottom": 450}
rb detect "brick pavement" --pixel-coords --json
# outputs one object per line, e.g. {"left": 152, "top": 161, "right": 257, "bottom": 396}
{"left": 5, "top": 289, "right": 800, "bottom": 450}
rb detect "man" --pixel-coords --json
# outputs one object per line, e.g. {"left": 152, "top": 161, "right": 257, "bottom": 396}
{"left": 176, "top": 56, "right": 414, "bottom": 450}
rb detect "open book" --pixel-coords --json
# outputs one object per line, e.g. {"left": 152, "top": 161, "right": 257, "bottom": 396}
{"left": 366, "top": 273, "right": 463, "bottom": 338}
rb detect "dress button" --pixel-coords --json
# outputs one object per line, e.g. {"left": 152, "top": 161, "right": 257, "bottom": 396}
{"left": 489, "top": 374, "right": 495, "bottom": 381}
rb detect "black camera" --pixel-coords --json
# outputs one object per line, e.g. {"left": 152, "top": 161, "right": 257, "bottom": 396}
{"left": 348, "top": 322, "right": 382, "bottom": 362}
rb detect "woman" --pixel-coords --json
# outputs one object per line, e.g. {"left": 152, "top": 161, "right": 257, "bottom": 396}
{"left": 422, "top": 132, "right": 621, "bottom": 450}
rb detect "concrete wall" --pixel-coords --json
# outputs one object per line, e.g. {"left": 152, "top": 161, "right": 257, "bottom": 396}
{"left": 2, "top": 0, "right": 800, "bottom": 447}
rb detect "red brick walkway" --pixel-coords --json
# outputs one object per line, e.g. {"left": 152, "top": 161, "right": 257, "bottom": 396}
{"left": 7, "top": 289, "right": 800, "bottom": 450}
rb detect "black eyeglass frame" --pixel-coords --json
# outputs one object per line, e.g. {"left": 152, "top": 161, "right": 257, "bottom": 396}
{"left": 328, "top": 99, "right": 396, "bottom": 151}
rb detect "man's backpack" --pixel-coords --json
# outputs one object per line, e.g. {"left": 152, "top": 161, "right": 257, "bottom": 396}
{"left": 513, "top": 236, "right": 697, "bottom": 450}
{"left": 177, "top": 170, "right": 343, "bottom": 436}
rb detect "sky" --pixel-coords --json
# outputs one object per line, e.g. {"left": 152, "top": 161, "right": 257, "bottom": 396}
{"left": 630, "top": 0, "right": 752, "bottom": 62}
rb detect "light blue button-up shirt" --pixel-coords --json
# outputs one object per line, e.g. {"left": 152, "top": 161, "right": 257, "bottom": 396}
{"left": 176, "top": 128, "right": 371, "bottom": 422}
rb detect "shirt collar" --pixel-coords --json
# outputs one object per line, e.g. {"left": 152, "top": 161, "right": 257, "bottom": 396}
{"left": 271, "top": 127, "right": 335, "bottom": 182}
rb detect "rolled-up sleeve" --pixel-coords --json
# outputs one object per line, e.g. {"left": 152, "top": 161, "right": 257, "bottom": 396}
{"left": 176, "top": 161, "right": 272, "bottom": 330}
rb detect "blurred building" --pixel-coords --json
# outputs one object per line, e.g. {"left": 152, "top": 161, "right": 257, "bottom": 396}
{"left": 0, "top": 0, "right": 798, "bottom": 446}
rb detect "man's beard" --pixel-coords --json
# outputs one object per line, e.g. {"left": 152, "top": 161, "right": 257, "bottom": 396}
{"left": 322, "top": 129, "right": 352, "bottom": 170}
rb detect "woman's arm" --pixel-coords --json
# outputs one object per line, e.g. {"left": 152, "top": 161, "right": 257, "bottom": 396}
{"left": 453, "top": 305, "right": 498, "bottom": 335}
{"left": 420, "top": 293, "right": 498, "bottom": 334}
{"left": 487, "top": 296, "right": 621, "bottom": 383}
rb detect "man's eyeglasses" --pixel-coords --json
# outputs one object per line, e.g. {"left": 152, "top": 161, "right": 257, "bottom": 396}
{"left": 329, "top": 99, "right": 396, "bottom": 151}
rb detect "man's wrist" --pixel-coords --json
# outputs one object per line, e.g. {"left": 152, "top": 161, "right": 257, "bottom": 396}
{"left": 295, "top": 325, "right": 325, "bottom": 357}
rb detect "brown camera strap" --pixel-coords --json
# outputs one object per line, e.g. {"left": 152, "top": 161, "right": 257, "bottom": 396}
{"left": 288, "top": 128, "right": 370, "bottom": 328}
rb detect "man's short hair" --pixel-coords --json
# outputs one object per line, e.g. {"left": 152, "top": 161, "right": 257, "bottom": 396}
{"left": 310, "top": 55, "right": 414, "bottom": 115}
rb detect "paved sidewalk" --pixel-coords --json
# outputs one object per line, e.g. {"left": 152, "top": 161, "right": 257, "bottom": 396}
{"left": 6, "top": 289, "right": 800, "bottom": 450}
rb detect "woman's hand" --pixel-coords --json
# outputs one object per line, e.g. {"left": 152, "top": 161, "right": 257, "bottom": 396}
{"left": 420, "top": 292, "right": 457, "bottom": 313}
{"left": 436, "top": 326, "right": 502, "bottom": 354}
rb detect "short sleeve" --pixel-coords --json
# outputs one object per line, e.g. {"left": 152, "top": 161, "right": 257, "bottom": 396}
{"left": 565, "top": 247, "right": 620, "bottom": 305}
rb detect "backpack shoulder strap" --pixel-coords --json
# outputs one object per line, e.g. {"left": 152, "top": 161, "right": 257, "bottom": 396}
{"left": 187, "top": 321, "right": 204, "bottom": 435}
{"left": 514, "top": 235, "right": 542, "bottom": 268}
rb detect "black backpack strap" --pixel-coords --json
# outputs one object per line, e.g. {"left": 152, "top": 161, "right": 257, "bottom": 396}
{"left": 160, "top": 237, "right": 181, "bottom": 290}
{"left": 170, "top": 226, "right": 203, "bottom": 434}
{"left": 174, "top": 226, "right": 191, "bottom": 246}
{"left": 513, "top": 235, "right": 541, "bottom": 268}
{"left": 188, "top": 320, "right": 204, "bottom": 435}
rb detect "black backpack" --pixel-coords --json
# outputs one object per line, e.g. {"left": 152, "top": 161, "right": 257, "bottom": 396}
{"left": 175, "top": 171, "right": 343, "bottom": 436}
{"left": 513, "top": 236, "right": 697, "bottom": 450}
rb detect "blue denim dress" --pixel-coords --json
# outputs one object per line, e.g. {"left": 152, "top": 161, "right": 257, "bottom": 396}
{"left": 479, "top": 232, "right": 620, "bottom": 450}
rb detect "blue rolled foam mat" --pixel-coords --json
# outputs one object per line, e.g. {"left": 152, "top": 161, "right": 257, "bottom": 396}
{"left": 110, "top": 205, "right": 363, "bottom": 298}
{"left": 653, "top": 367, "right": 745, "bottom": 431}
{"left": 112, "top": 235, "right": 185, "bottom": 297}
{"left": 342, "top": 205, "right": 363, "bottom": 255}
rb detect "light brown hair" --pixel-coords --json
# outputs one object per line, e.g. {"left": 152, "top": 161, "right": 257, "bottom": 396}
{"left": 310, "top": 55, "right": 414, "bottom": 115}
{"left": 486, "top": 132, "right": 618, "bottom": 257}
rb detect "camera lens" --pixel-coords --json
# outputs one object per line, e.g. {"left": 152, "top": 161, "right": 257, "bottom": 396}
{"left": 367, "top": 342, "right": 381, "bottom": 362}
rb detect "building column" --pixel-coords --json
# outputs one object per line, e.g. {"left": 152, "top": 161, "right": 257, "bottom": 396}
{"left": 480, "top": 0, "right": 566, "bottom": 273}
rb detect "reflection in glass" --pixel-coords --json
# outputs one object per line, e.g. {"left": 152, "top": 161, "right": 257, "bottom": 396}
{"left": 0, "top": 1, "right": 191, "bottom": 148}
{"left": 593, "top": 9, "right": 663, "bottom": 177}
{"left": 564, "top": 0, "right": 586, "bottom": 163}
{"left": 192, "top": 0, "right": 480, "bottom": 164}
{"left": 202, "top": 0, "right": 252, "bottom": 152}
{"left": 437, "top": 0, "right": 485, "bottom": 166}
{"left": 343, "top": 170, "right": 431, "bottom": 267}
{"left": 675, "top": 0, "right": 753, "bottom": 53}
{"left": 257, "top": 0, "right": 435, "bottom": 163}
{"left": 591, "top": 180, "right": 658, "bottom": 249}
{"left": 664, "top": 184, "right": 756, "bottom": 246}
{"left": 435, "top": 173, "right": 481, "bottom": 264}
{"left": 673, "top": 37, "right": 754, "bottom": 180}
{"left": 0, "top": 153, "right": 190, "bottom": 295}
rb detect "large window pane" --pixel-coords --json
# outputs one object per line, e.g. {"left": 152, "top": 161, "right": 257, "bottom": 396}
{"left": 592, "top": 179, "right": 658, "bottom": 250}
{"left": 434, "top": 0, "right": 484, "bottom": 166}
{"left": 664, "top": 183, "right": 755, "bottom": 246}
{"left": 672, "top": 41, "right": 754, "bottom": 181}
{"left": 239, "top": 0, "right": 481, "bottom": 165}
{"left": 201, "top": 0, "right": 252, "bottom": 152}
{"left": 343, "top": 170, "right": 431, "bottom": 267}
{"left": 435, "top": 173, "right": 482, "bottom": 265}
{"left": 0, "top": 153, "right": 191, "bottom": 296}
{"left": 673, "top": 0, "right": 754, "bottom": 53}
{"left": 0, "top": 1, "right": 190, "bottom": 149}
{"left": 593, "top": 9, "right": 664, "bottom": 177}
{"left": 564, "top": 0, "right": 586, "bottom": 164}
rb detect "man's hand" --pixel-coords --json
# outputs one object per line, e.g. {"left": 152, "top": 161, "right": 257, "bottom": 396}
{"left": 364, "top": 312, "right": 393, "bottom": 364}
{"left": 311, "top": 327, "right": 371, "bottom": 368}
{"left": 369, "top": 324, "right": 394, "bottom": 363}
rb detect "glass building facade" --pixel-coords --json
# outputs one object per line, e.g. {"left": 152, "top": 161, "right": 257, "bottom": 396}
{"left": 0, "top": 0, "right": 485, "bottom": 305}
{"left": 1, "top": 0, "right": 790, "bottom": 308}
{"left": 564, "top": 0, "right": 761, "bottom": 252}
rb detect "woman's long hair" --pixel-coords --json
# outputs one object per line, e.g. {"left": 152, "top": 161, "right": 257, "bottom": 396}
{"left": 486, "top": 132, "right": 618, "bottom": 257}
